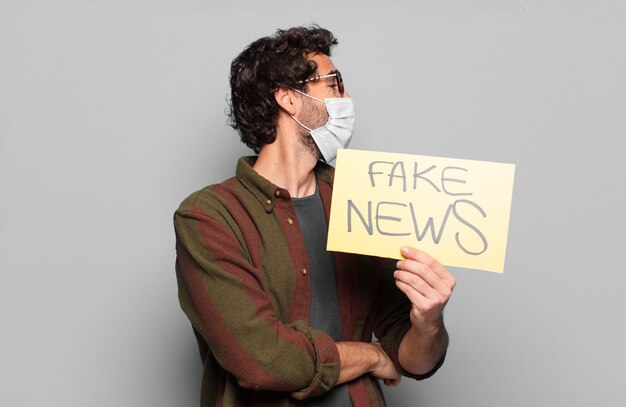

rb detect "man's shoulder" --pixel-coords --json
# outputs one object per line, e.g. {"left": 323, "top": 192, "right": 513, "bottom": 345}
{"left": 175, "top": 176, "right": 242, "bottom": 216}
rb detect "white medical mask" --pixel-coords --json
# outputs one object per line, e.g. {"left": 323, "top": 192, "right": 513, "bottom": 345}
{"left": 290, "top": 88, "right": 355, "bottom": 163}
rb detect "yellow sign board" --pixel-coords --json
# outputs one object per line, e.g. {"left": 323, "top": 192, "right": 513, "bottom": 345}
{"left": 327, "top": 149, "right": 515, "bottom": 273}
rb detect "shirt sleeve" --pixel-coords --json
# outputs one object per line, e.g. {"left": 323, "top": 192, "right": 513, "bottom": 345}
{"left": 174, "top": 206, "right": 340, "bottom": 398}
{"left": 371, "top": 257, "right": 446, "bottom": 380}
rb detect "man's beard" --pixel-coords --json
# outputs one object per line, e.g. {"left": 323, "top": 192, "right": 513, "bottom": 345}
{"left": 298, "top": 131, "right": 320, "bottom": 158}
{"left": 295, "top": 96, "right": 327, "bottom": 159}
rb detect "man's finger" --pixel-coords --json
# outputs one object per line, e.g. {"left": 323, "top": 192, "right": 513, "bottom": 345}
{"left": 395, "top": 279, "right": 430, "bottom": 309}
{"left": 394, "top": 269, "right": 439, "bottom": 301}
{"left": 400, "top": 246, "right": 454, "bottom": 282}
{"left": 396, "top": 259, "right": 450, "bottom": 293}
{"left": 384, "top": 378, "right": 401, "bottom": 387}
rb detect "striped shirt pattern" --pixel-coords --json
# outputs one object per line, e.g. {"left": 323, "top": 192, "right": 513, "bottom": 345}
{"left": 174, "top": 156, "right": 443, "bottom": 407}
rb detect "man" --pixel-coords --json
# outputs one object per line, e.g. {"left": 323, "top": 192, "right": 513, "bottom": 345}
{"left": 174, "top": 26, "right": 455, "bottom": 406}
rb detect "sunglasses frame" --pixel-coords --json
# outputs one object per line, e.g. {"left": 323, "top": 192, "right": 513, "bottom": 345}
{"left": 299, "top": 70, "right": 344, "bottom": 96}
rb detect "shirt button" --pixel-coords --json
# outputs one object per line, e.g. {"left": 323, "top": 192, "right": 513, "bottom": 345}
{"left": 302, "top": 268, "right": 308, "bottom": 276}
{"left": 266, "top": 199, "right": 272, "bottom": 205}
{"left": 275, "top": 190, "right": 281, "bottom": 197}
{"left": 287, "top": 218, "right": 294, "bottom": 225}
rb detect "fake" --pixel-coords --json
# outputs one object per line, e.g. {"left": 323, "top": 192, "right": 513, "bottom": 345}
{"left": 368, "top": 160, "right": 474, "bottom": 197}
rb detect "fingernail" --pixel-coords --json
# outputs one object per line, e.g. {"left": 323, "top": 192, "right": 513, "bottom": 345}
{"left": 401, "top": 246, "right": 409, "bottom": 255}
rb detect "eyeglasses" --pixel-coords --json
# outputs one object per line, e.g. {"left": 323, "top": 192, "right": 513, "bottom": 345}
{"left": 299, "top": 70, "right": 344, "bottom": 96}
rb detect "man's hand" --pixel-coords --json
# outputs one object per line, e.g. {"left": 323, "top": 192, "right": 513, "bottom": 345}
{"left": 394, "top": 246, "right": 454, "bottom": 375}
{"left": 334, "top": 342, "right": 401, "bottom": 387}
{"left": 394, "top": 246, "right": 456, "bottom": 331}
{"left": 370, "top": 342, "right": 401, "bottom": 387}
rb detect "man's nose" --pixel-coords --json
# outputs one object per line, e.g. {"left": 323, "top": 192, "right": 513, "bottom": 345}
{"left": 343, "top": 90, "right": 351, "bottom": 98}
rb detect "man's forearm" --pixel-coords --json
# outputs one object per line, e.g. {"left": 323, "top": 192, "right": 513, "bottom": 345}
{"left": 336, "top": 342, "right": 379, "bottom": 384}
{"left": 398, "top": 320, "right": 449, "bottom": 375}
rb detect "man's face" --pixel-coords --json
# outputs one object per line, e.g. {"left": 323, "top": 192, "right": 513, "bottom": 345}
{"left": 295, "top": 53, "right": 349, "bottom": 154}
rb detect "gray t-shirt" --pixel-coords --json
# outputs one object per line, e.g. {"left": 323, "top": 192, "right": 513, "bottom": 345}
{"left": 292, "top": 183, "right": 352, "bottom": 407}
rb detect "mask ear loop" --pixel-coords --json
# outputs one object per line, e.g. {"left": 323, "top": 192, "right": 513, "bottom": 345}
{"left": 290, "top": 114, "right": 313, "bottom": 132}
{"left": 291, "top": 88, "right": 325, "bottom": 104}
{"left": 287, "top": 88, "right": 321, "bottom": 132}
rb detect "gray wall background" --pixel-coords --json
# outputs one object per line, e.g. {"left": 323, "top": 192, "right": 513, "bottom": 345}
{"left": 1, "top": 1, "right": 624, "bottom": 406}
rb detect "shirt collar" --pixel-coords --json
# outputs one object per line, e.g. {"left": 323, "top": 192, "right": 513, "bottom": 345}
{"left": 236, "top": 156, "right": 335, "bottom": 213}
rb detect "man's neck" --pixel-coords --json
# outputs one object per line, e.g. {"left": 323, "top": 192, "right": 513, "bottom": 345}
{"left": 252, "top": 139, "right": 318, "bottom": 199}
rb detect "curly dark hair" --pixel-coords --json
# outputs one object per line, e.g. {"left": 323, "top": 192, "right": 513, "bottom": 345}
{"left": 227, "top": 26, "right": 338, "bottom": 153}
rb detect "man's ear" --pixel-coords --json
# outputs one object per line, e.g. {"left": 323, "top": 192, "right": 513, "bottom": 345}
{"left": 274, "top": 87, "right": 298, "bottom": 116}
